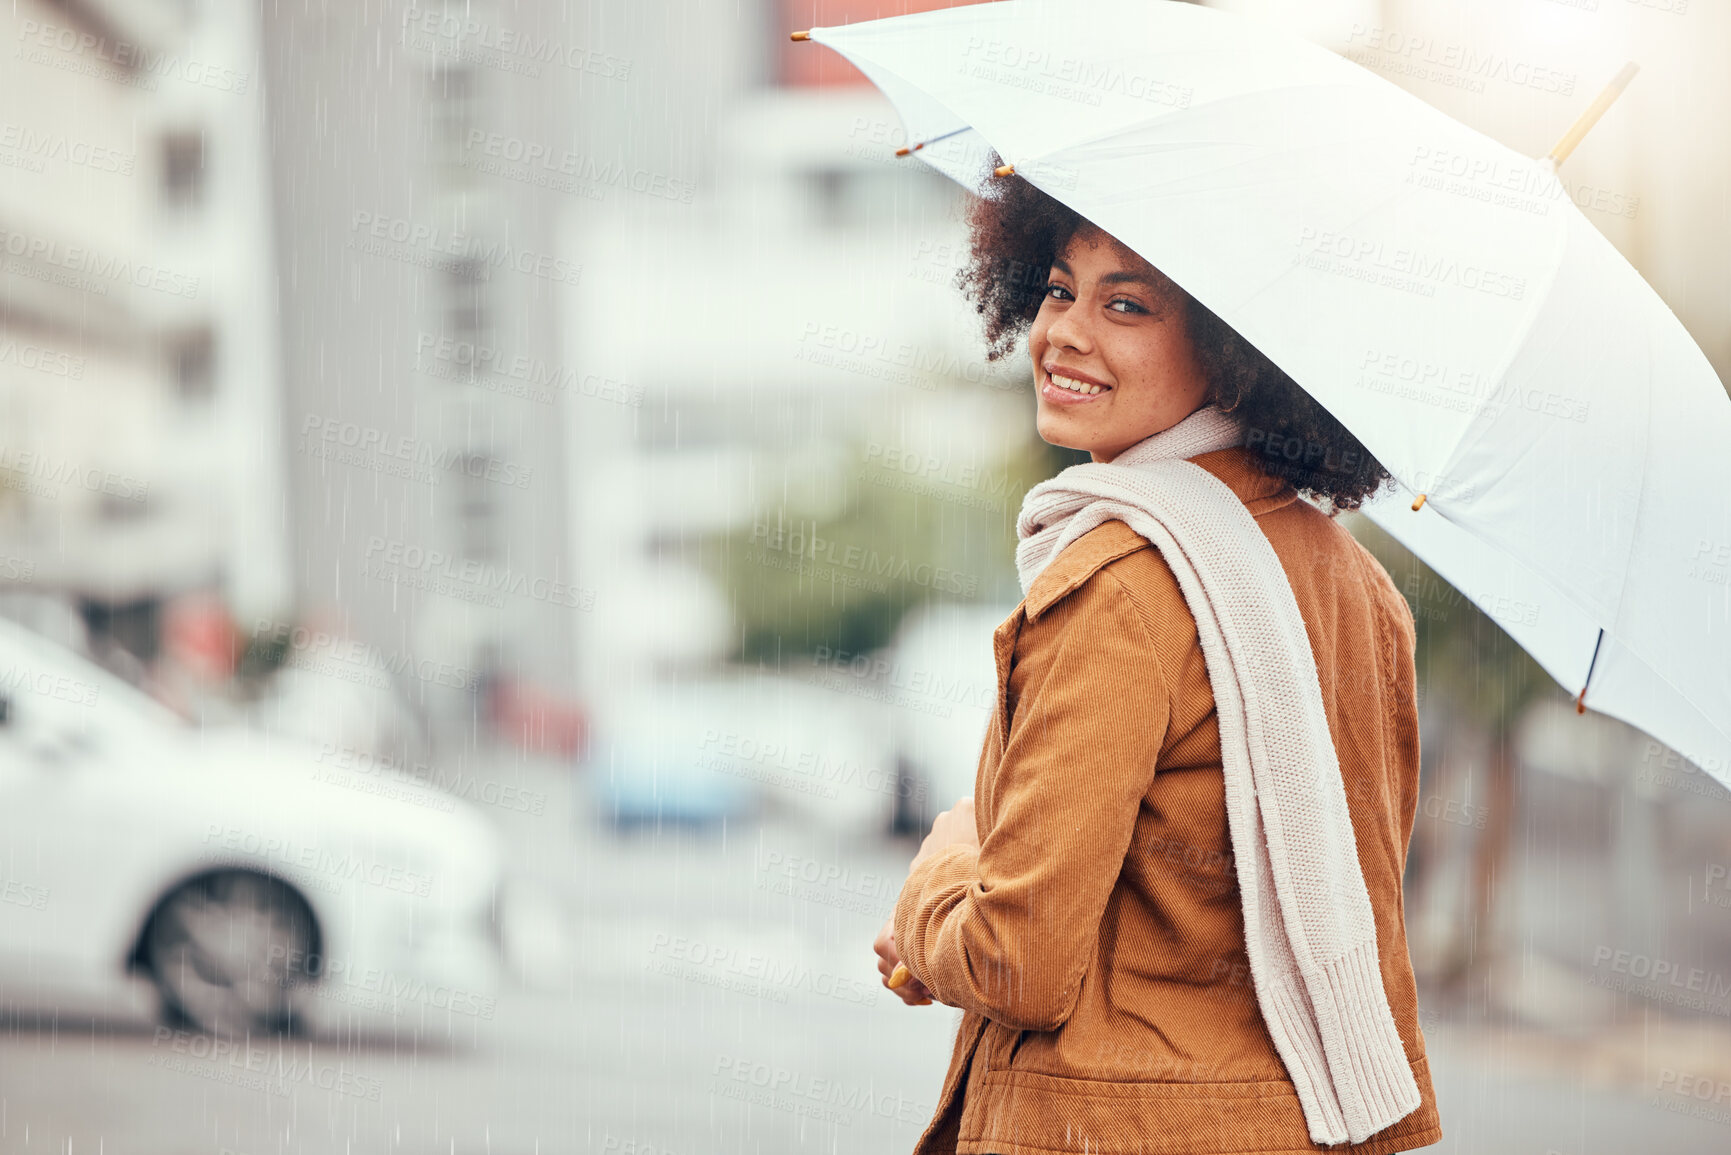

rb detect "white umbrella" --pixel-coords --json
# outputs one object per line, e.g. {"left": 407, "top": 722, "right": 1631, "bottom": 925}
{"left": 793, "top": 0, "right": 1731, "bottom": 794}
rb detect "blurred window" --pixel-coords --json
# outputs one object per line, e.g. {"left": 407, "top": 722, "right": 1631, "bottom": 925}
{"left": 444, "top": 258, "right": 489, "bottom": 341}
{"left": 171, "top": 329, "right": 217, "bottom": 403}
{"left": 96, "top": 492, "right": 152, "bottom": 524}
{"left": 430, "top": 63, "right": 479, "bottom": 176}
{"left": 161, "top": 130, "right": 207, "bottom": 211}
{"left": 453, "top": 454, "right": 501, "bottom": 563}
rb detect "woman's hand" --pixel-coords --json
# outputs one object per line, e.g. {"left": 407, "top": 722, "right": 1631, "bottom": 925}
{"left": 875, "top": 798, "right": 980, "bottom": 1007}
{"left": 910, "top": 796, "right": 981, "bottom": 873}
{"left": 873, "top": 917, "right": 934, "bottom": 1006}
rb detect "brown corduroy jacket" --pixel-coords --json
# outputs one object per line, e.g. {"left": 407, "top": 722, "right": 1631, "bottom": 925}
{"left": 892, "top": 446, "right": 1441, "bottom": 1155}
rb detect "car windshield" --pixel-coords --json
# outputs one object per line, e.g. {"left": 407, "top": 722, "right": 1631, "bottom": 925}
{"left": 0, "top": 621, "right": 185, "bottom": 737}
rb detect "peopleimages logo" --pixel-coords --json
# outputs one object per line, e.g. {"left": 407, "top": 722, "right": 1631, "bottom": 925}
{"left": 264, "top": 946, "right": 497, "bottom": 1020}
{"left": 254, "top": 619, "right": 482, "bottom": 692}
{"left": 1344, "top": 25, "right": 1577, "bottom": 97}
{"left": 1295, "top": 226, "right": 1527, "bottom": 300}
{"left": 747, "top": 520, "right": 979, "bottom": 597}
{"left": 349, "top": 211, "right": 584, "bottom": 287}
{"left": 1588, "top": 945, "right": 1731, "bottom": 1015}
{"left": 399, "top": 7, "right": 633, "bottom": 81}
{"left": 149, "top": 1028, "right": 383, "bottom": 1102}
{"left": 807, "top": 645, "right": 994, "bottom": 720}
{"left": 315, "top": 743, "right": 549, "bottom": 816}
{"left": 0, "top": 227, "right": 200, "bottom": 299}
{"left": 299, "top": 414, "right": 534, "bottom": 489}
{"left": 795, "top": 320, "right": 1026, "bottom": 394}
{"left": 646, "top": 935, "right": 883, "bottom": 1011}
{"left": 415, "top": 332, "right": 644, "bottom": 407}
{"left": 697, "top": 728, "right": 918, "bottom": 801}
{"left": 202, "top": 824, "right": 436, "bottom": 899}
{"left": 363, "top": 536, "right": 598, "bottom": 611}
{"left": 0, "top": 337, "right": 84, "bottom": 379}
{"left": 463, "top": 130, "right": 695, "bottom": 204}
{"left": 0, "top": 122, "right": 133, "bottom": 175}
{"left": 959, "top": 36, "right": 1193, "bottom": 110}
{"left": 1354, "top": 347, "right": 1590, "bottom": 424}
{"left": 711, "top": 1054, "right": 932, "bottom": 1126}
{"left": 0, "top": 865, "right": 50, "bottom": 912}
{"left": 0, "top": 661, "right": 101, "bottom": 708}
{"left": 0, "top": 448, "right": 149, "bottom": 503}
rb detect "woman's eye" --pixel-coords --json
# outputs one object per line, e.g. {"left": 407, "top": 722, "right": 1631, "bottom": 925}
{"left": 1043, "top": 282, "right": 1073, "bottom": 301}
{"left": 1109, "top": 298, "right": 1147, "bottom": 314}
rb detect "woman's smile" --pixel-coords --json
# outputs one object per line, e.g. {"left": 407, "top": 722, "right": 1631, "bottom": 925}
{"left": 1040, "top": 363, "right": 1114, "bottom": 404}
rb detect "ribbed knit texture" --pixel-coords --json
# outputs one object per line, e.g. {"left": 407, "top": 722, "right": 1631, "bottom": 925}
{"left": 1015, "top": 406, "right": 1422, "bottom": 1146}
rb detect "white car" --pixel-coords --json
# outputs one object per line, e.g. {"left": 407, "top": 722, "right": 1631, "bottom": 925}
{"left": 0, "top": 618, "right": 505, "bottom": 1037}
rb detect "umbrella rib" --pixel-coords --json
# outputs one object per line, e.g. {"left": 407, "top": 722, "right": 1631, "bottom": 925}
{"left": 1575, "top": 628, "right": 1605, "bottom": 713}
{"left": 897, "top": 125, "right": 973, "bottom": 155}
{"left": 1577, "top": 627, "right": 1731, "bottom": 773}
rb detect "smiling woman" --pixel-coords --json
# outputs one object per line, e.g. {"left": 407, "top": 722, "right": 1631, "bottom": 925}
{"left": 957, "top": 170, "right": 1392, "bottom": 507}
{"left": 872, "top": 167, "right": 1441, "bottom": 1155}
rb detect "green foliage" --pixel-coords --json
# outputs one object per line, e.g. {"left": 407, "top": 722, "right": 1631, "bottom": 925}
{"left": 700, "top": 422, "right": 1072, "bottom": 665}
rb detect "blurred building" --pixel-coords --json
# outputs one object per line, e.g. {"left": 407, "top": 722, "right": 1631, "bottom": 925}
{"left": 562, "top": 0, "right": 1018, "bottom": 702}
{"left": 256, "top": 0, "right": 606, "bottom": 745}
{"left": 0, "top": 0, "right": 289, "bottom": 659}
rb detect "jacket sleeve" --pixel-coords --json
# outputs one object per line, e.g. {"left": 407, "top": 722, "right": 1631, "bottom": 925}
{"left": 892, "top": 568, "right": 1172, "bottom": 1031}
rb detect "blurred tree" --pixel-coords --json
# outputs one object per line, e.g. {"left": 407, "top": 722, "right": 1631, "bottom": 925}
{"left": 1349, "top": 513, "right": 1562, "bottom": 996}
{"left": 699, "top": 403, "right": 1076, "bottom": 666}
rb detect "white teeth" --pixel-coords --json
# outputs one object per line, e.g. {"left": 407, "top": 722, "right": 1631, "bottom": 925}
{"left": 1050, "top": 373, "right": 1105, "bottom": 395}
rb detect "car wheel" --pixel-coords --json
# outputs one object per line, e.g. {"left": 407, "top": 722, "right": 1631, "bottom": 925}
{"left": 143, "top": 871, "right": 318, "bottom": 1037}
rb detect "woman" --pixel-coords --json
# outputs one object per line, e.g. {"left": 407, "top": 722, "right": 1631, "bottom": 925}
{"left": 872, "top": 174, "right": 1442, "bottom": 1155}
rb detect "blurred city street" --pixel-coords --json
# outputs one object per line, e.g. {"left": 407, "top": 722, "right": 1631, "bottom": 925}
{"left": 4, "top": 740, "right": 1731, "bottom": 1154}
{"left": 3, "top": 0, "right": 1731, "bottom": 1151}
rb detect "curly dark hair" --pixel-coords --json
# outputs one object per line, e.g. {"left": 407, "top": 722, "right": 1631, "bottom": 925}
{"left": 955, "top": 169, "right": 1392, "bottom": 509}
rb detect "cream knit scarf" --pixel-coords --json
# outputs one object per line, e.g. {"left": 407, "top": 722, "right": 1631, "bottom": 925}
{"left": 1015, "top": 404, "right": 1421, "bottom": 1147}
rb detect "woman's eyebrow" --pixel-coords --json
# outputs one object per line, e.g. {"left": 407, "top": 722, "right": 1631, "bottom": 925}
{"left": 1048, "top": 256, "right": 1157, "bottom": 289}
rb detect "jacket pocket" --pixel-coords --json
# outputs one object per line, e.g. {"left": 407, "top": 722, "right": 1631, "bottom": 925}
{"left": 982, "top": 1019, "right": 1036, "bottom": 1075}
{"left": 1002, "top": 1027, "right": 1033, "bottom": 1069}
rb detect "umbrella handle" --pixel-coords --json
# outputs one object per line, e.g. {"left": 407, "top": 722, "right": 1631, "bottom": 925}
{"left": 1545, "top": 62, "right": 1640, "bottom": 170}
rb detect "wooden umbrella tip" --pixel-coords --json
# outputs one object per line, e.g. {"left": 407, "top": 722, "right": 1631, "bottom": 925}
{"left": 1411, "top": 493, "right": 1428, "bottom": 512}
{"left": 894, "top": 146, "right": 912, "bottom": 157}
{"left": 993, "top": 163, "right": 1015, "bottom": 177}
{"left": 790, "top": 29, "right": 811, "bottom": 41}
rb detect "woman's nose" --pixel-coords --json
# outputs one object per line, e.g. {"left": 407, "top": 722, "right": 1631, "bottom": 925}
{"left": 1047, "top": 303, "right": 1092, "bottom": 353}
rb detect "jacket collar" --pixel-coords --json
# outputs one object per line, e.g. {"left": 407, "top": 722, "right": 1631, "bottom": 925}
{"left": 1022, "top": 446, "right": 1298, "bottom": 622}
{"left": 1188, "top": 445, "right": 1300, "bottom": 517}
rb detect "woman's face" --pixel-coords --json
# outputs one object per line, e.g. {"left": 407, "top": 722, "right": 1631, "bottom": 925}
{"left": 1028, "top": 225, "right": 1213, "bottom": 463}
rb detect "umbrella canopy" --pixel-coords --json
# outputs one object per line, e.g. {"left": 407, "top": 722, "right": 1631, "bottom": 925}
{"left": 798, "top": 0, "right": 1731, "bottom": 794}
